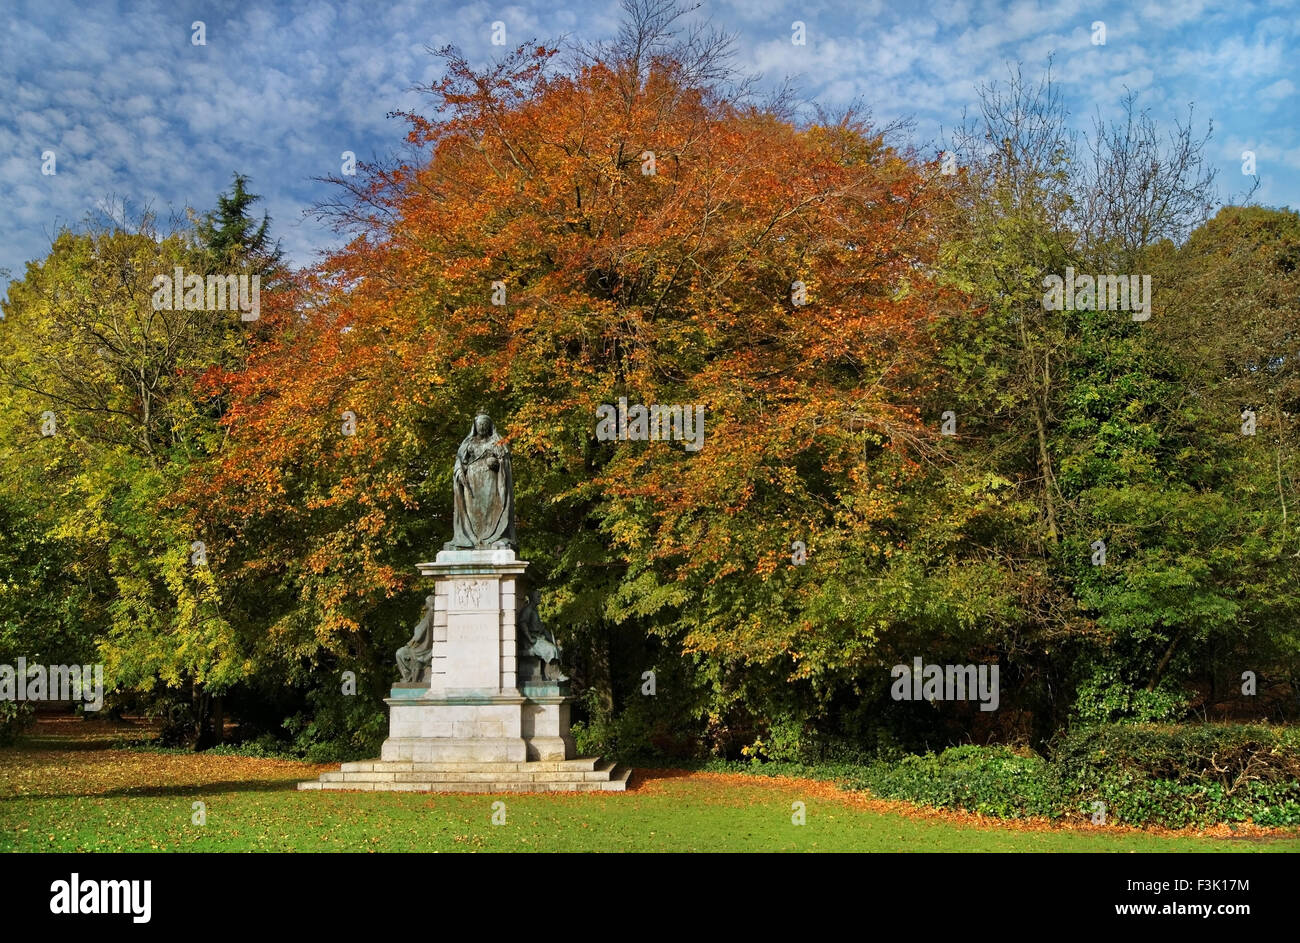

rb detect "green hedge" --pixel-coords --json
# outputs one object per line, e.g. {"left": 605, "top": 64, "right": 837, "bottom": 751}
{"left": 827, "top": 724, "right": 1300, "bottom": 828}
{"left": 848, "top": 745, "right": 1062, "bottom": 818}
{"left": 1050, "top": 723, "right": 1300, "bottom": 828}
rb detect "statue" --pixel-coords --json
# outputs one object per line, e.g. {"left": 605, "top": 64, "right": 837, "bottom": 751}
{"left": 396, "top": 595, "right": 436, "bottom": 683}
{"left": 517, "top": 589, "right": 567, "bottom": 683}
{"left": 444, "top": 412, "right": 516, "bottom": 551}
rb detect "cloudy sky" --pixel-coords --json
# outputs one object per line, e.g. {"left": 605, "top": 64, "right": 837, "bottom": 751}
{"left": 1, "top": 0, "right": 1296, "bottom": 302}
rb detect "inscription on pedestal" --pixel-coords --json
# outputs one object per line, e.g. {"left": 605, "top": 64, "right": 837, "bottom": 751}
{"left": 442, "top": 577, "right": 503, "bottom": 693}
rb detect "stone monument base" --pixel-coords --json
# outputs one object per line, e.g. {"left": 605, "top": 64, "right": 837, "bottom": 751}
{"left": 379, "top": 684, "right": 575, "bottom": 763}
{"left": 297, "top": 549, "right": 630, "bottom": 793}
{"left": 296, "top": 681, "right": 631, "bottom": 792}
{"left": 298, "top": 756, "right": 630, "bottom": 793}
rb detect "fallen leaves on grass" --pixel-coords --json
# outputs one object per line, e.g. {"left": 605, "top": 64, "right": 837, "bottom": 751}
{"left": 0, "top": 718, "right": 331, "bottom": 800}
{"left": 631, "top": 769, "right": 1297, "bottom": 842}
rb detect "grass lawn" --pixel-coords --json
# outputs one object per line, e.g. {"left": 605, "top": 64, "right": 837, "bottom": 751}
{"left": 3, "top": 718, "right": 1298, "bottom": 852}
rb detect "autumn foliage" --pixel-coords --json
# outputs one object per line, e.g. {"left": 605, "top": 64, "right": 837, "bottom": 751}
{"left": 187, "top": 39, "right": 958, "bottom": 735}
{"left": 4, "top": 16, "right": 1298, "bottom": 760}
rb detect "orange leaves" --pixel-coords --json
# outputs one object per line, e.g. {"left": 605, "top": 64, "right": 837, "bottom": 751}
{"left": 176, "top": 38, "right": 966, "bottom": 690}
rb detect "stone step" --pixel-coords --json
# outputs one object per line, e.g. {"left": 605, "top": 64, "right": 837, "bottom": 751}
{"left": 319, "top": 767, "right": 617, "bottom": 784}
{"left": 298, "top": 779, "right": 625, "bottom": 793}
{"left": 339, "top": 757, "right": 603, "bottom": 774}
{"left": 298, "top": 759, "right": 630, "bottom": 793}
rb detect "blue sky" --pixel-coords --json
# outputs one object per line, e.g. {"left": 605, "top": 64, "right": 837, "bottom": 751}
{"left": 2, "top": 0, "right": 1296, "bottom": 302}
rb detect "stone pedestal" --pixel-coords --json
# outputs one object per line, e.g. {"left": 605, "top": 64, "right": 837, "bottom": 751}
{"left": 378, "top": 549, "right": 576, "bottom": 763}
{"left": 299, "top": 549, "right": 626, "bottom": 792}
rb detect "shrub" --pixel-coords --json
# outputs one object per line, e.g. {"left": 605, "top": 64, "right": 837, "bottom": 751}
{"left": 809, "top": 725, "right": 1300, "bottom": 828}
{"left": 0, "top": 700, "right": 35, "bottom": 745}
{"left": 849, "top": 744, "right": 1062, "bottom": 818}
{"left": 570, "top": 669, "right": 711, "bottom": 763}
{"left": 1071, "top": 662, "right": 1191, "bottom": 724}
{"left": 281, "top": 684, "right": 386, "bottom": 763}
{"left": 1049, "top": 723, "right": 1300, "bottom": 827}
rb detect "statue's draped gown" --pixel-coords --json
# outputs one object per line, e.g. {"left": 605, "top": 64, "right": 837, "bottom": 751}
{"left": 397, "top": 601, "right": 435, "bottom": 681}
{"left": 519, "top": 601, "right": 559, "bottom": 663}
{"left": 446, "top": 418, "right": 516, "bottom": 549}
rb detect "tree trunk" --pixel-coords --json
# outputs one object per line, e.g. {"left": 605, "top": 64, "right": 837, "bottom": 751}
{"left": 1146, "top": 630, "right": 1184, "bottom": 692}
{"left": 1035, "top": 343, "right": 1059, "bottom": 544}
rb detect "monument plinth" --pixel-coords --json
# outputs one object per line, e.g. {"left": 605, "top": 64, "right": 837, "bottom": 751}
{"left": 300, "top": 413, "right": 627, "bottom": 793}
{"left": 379, "top": 548, "right": 574, "bottom": 763}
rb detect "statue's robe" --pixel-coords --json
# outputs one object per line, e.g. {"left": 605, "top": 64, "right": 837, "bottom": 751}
{"left": 446, "top": 423, "right": 516, "bottom": 549}
{"left": 518, "top": 603, "right": 559, "bottom": 663}
{"left": 396, "top": 604, "right": 435, "bottom": 682}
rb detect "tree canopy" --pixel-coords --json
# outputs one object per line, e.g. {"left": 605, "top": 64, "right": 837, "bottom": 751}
{"left": 2, "top": 4, "right": 1297, "bottom": 757}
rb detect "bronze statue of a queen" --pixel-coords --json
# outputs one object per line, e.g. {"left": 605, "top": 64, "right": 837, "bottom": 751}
{"left": 443, "top": 411, "right": 516, "bottom": 551}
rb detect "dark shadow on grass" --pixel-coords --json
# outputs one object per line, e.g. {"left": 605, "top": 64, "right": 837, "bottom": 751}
{"left": 0, "top": 778, "right": 307, "bottom": 802}
{"left": 6, "top": 737, "right": 152, "bottom": 753}
{"left": 624, "top": 767, "right": 693, "bottom": 791}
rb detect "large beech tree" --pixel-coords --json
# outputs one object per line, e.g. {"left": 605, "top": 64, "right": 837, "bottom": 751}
{"left": 195, "top": 6, "right": 970, "bottom": 752}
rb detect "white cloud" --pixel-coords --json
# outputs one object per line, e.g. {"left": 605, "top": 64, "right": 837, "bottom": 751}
{"left": 1, "top": 0, "right": 1297, "bottom": 303}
